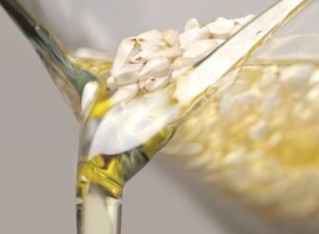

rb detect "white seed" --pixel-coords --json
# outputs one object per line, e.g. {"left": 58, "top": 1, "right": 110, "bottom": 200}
{"left": 207, "top": 17, "right": 236, "bottom": 38}
{"left": 234, "top": 14, "right": 255, "bottom": 25}
{"left": 140, "top": 42, "right": 164, "bottom": 53}
{"left": 173, "top": 57, "right": 197, "bottom": 69}
{"left": 280, "top": 64, "right": 314, "bottom": 90}
{"left": 187, "top": 154, "right": 211, "bottom": 168}
{"left": 309, "top": 70, "right": 319, "bottom": 84}
{"left": 184, "top": 18, "right": 203, "bottom": 31}
{"left": 139, "top": 57, "right": 171, "bottom": 78}
{"left": 179, "top": 27, "right": 210, "bottom": 49}
{"left": 112, "top": 38, "right": 139, "bottom": 74}
{"left": 111, "top": 83, "right": 139, "bottom": 104}
{"left": 236, "top": 91, "right": 260, "bottom": 105}
{"left": 149, "top": 47, "right": 183, "bottom": 59}
{"left": 268, "top": 133, "right": 283, "bottom": 148}
{"left": 163, "top": 29, "right": 179, "bottom": 46}
{"left": 145, "top": 76, "right": 170, "bottom": 92}
{"left": 130, "top": 45, "right": 162, "bottom": 63}
{"left": 106, "top": 76, "right": 118, "bottom": 90}
{"left": 183, "top": 39, "right": 219, "bottom": 60}
{"left": 224, "top": 148, "right": 246, "bottom": 165}
{"left": 130, "top": 42, "right": 163, "bottom": 63}
{"left": 137, "top": 30, "right": 162, "bottom": 42}
{"left": 249, "top": 121, "right": 268, "bottom": 141}
{"left": 113, "top": 64, "right": 143, "bottom": 85}
{"left": 307, "top": 88, "right": 319, "bottom": 102}
{"left": 138, "top": 35, "right": 166, "bottom": 47}
{"left": 129, "top": 52, "right": 147, "bottom": 64}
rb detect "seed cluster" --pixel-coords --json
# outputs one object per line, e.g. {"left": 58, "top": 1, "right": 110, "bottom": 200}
{"left": 164, "top": 62, "right": 319, "bottom": 220}
{"left": 107, "top": 15, "right": 255, "bottom": 104}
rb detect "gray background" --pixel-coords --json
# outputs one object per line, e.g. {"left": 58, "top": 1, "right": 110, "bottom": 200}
{"left": 0, "top": 1, "right": 279, "bottom": 234}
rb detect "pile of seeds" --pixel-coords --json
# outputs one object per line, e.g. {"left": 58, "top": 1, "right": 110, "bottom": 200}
{"left": 164, "top": 62, "right": 319, "bottom": 219}
{"left": 107, "top": 15, "right": 255, "bottom": 103}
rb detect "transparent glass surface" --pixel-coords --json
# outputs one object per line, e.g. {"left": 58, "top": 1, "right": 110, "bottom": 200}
{"left": 1, "top": 0, "right": 318, "bottom": 234}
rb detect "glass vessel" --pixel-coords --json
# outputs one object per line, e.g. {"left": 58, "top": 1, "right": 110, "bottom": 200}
{"left": 0, "top": 0, "right": 317, "bottom": 234}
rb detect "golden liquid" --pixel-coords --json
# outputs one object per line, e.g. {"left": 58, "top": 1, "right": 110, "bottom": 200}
{"left": 164, "top": 59, "right": 319, "bottom": 228}
{"left": 75, "top": 54, "right": 177, "bottom": 199}
{"left": 77, "top": 85, "right": 175, "bottom": 198}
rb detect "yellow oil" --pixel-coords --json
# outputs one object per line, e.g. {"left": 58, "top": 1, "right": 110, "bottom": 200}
{"left": 77, "top": 130, "right": 174, "bottom": 199}
{"left": 77, "top": 86, "right": 176, "bottom": 199}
